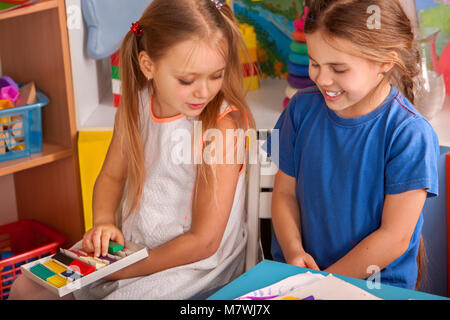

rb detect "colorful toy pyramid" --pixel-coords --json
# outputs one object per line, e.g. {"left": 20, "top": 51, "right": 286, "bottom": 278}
{"left": 239, "top": 23, "right": 259, "bottom": 91}
{"left": 110, "top": 51, "right": 121, "bottom": 107}
{"left": 284, "top": 6, "right": 314, "bottom": 108}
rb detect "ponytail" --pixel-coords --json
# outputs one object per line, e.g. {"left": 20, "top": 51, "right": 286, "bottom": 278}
{"left": 388, "top": 39, "right": 421, "bottom": 105}
{"left": 116, "top": 30, "right": 146, "bottom": 220}
{"left": 114, "top": 0, "right": 255, "bottom": 219}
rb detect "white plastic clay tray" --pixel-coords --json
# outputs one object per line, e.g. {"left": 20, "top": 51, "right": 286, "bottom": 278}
{"left": 20, "top": 240, "right": 148, "bottom": 297}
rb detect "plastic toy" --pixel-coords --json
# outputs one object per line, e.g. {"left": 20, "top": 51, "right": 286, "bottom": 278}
{"left": 289, "top": 53, "right": 309, "bottom": 66}
{"left": 287, "top": 74, "right": 315, "bottom": 89}
{"left": 239, "top": 23, "right": 259, "bottom": 91}
{"left": 15, "top": 82, "right": 36, "bottom": 107}
{"left": 110, "top": 51, "right": 121, "bottom": 107}
{"left": 290, "top": 41, "right": 308, "bottom": 55}
{"left": 288, "top": 62, "right": 309, "bottom": 77}
{"left": 292, "top": 30, "right": 306, "bottom": 42}
{"left": 0, "top": 76, "right": 18, "bottom": 92}
{"left": 293, "top": 6, "right": 308, "bottom": 31}
{"left": 0, "top": 85, "right": 19, "bottom": 104}
{"left": 0, "top": 99, "right": 14, "bottom": 110}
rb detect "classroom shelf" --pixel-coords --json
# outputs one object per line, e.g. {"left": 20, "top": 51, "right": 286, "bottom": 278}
{"left": 0, "top": 0, "right": 57, "bottom": 21}
{"left": 0, "top": 143, "right": 73, "bottom": 176}
{"left": 0, "top": 0, "right": 84, "bottom": 246}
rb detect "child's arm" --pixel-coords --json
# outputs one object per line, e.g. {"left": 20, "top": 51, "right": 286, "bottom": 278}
{"left": 323, "top": 189, "right": 427, "bottom": 279}
{"left": 272, "top": 170, "right": 319, "bottom": 270}
{"left": 82, "top": 123, "right": 127, "bottom": 257}
{"left": 105, "top": 114, "right": 243, "bottom": 280}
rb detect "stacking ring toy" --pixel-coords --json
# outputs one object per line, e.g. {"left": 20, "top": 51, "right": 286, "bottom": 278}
{"left": 287, "top": 74, "right": 315, "bottom": 89}
{"left": 289, "top": 53, "right": 309, "bottom": 66}
{"left": 288, "top": 63, "right": 309, "bottom": 77}
{"left": 290, "top": 41, "right": 308, "bottom": 55}
{"left": 292, "top": 30, "right": 306, "bottom": 43}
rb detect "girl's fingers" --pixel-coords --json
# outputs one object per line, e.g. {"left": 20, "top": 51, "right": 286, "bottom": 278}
{"left": 307, "top": 257, "right": 320, "bottom": 270}
{"left": 82, "top": 226, "right": 123, "bottom": 257}
{"left": 101, "top": 231, "right": 112, "bottom": 257}
{"left": 92, "top": 229, "right": 102, "bottom": 257}
{"left": 82, "top": 232, "right": 94, "bottom": 253}
{"left": 111, "top": 231, "right": 125, "bottom": 246}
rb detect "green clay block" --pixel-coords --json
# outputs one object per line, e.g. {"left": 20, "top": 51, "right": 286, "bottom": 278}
{"left": 30, "top": 263, "right": 56, "bottom": 280}
{"left": 108, "top": 241, "right": 123, "bottom": 254}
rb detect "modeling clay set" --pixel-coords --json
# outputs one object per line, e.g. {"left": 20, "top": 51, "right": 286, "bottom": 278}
{"left": 20, "top": 240, "right": 148, "bottom": 297}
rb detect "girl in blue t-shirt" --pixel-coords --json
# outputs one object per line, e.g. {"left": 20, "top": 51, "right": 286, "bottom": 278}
{"left": 266, "top": 0, "right": 439, "bottom": 290}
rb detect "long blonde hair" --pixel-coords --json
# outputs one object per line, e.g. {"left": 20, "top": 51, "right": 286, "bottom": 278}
{"left": 116, "top": 0, "right": 255, "bottom": 218}
{"left": 304, "top": 0, "right": 425, "bottom": 288}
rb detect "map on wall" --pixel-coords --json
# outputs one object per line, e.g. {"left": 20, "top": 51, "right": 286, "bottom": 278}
{"left": 233, "top": 0, "right": 307, "bottom": 78}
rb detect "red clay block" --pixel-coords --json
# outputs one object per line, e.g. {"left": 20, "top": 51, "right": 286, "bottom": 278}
{"left": 69, "top": 258, "right": 95, "bottom": 276}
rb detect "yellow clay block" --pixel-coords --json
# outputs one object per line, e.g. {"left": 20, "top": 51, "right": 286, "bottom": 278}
{"left": 46, "top": 274, "right": 67, "bottom": 288}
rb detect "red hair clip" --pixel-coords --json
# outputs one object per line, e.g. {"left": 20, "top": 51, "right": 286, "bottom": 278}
{"left": 130, "top": 21, "right": 143, "bottom": 36}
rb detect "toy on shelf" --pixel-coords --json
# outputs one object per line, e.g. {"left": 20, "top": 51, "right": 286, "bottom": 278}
{"left": 0, "top": 0, "right": 41, "bottom": 13}
{"left": 239, "top": 23, "right": 259, "bottom": 91}
{"left": 0, "top": 76, "right": 19, "bottom": 107}
{"left": 284, "top": 6, "right": 314, "bottom": 109}
{"left": 110, "top": 51, "right": 121, "bottom": 107}
{"left": 21, "top": 240, "right": 148, "bottom": 297}
{"left": 0, "top": 76, "right": 47, "bottom": 161}
{"left": 15, "top": 82, "right": 36, "bottom": 107}
{"left": 0, "top": 86, "right": 19, "bottom": 104}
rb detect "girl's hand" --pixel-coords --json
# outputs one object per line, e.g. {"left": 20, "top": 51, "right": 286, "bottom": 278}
{"left": 82, "top": 224, "right": 124, "bottom": 258}
{"left": 287, "top": 251, "right": 320, "bottom": 271}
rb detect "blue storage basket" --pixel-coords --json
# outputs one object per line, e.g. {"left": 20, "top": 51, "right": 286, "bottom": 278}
{"left": 0, "top": 88, "right": 49, "bottom": 162}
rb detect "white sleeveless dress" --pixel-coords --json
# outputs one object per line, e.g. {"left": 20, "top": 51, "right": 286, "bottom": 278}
{"left": 74, "top": 89, "right": 248, "bottom": 300}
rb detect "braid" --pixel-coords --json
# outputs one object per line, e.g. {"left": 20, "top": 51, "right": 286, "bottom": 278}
{"left": 390, "top": 42, "right": 421, "bottom": 105}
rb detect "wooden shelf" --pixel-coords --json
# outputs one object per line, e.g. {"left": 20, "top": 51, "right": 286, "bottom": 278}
{"left": 0, "top": 0, "right": 84, "bottom": 246}
{"left": 0, "top": 0, "right": 57, "bottom": 21}
{"left": 0, "top": 143, "right": 73, "bottom": 176}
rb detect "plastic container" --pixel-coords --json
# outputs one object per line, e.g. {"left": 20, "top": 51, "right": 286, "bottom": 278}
{"left": 0, "top": 88, "right": 49, "bottom": 162}
{"left": 0, "top": 220, "right": 67, "bottom": 300}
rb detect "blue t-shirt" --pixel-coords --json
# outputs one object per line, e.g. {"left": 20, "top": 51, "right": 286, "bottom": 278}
{"left": 264, "top": 85, "right": 439, "bottom": 289}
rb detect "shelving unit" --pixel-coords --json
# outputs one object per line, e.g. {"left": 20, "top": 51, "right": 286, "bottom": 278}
{"left": 0, "top": 0, "right": 84, "bottom": 246}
